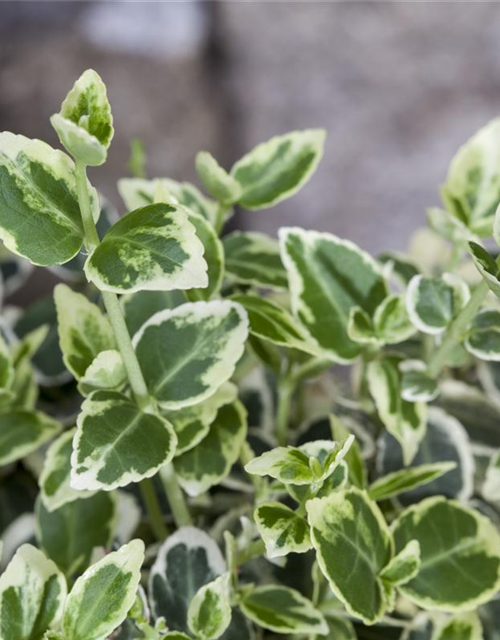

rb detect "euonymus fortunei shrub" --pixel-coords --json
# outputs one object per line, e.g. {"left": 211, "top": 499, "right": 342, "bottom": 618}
{"left": 0, "top": 69, "right": 498, "bottom": 640}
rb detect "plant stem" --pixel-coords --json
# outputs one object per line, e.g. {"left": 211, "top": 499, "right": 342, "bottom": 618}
{"left": 214, "top": 202, "right": 230, "bottom": 235}
{"left": 74, "top": 159, "right": 192, "bottom": 532}
{"left": 139, "top": 477, "right": 169, "bottom": 540}
{"left": 427, "top": 279, "right": 489, "bottom": 377}
{"left": 161, "top": 463, "right": 193, "bottom": 526}
{"left": 276, "top": 378, "right": 293, "bottom": 446}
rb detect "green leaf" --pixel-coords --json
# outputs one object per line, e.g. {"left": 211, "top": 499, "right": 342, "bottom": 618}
{"left": 0, "top": 334, "right": 13, "bottom": 390}
{"left": 39, "top": 428, "right": 94, "bottom": 512}
{"left": 186, "top": 211, "right": 224, "bottom": 300}
{"left": 347, "top": 307, "right": 380, "bottom": 346}
{"left": 133, "top": 300, "right": 248, "bottom": 410}
{"left": 368, "top": 462, "right": 457, "bottom": 502}
{"left": 51, "top": 69, "right": 113, "bottom": 166}
{"left": 469, "top": 242, "right": 500, "bottom": 298}
{"left": 62, "top": 539, "right": 144, "bottom": 640}
{"left": 72, "top": 390, "right": 177, "bottom": 491}
{"left": 406, "top": 274, "right": 470, "bottom": 335}
{"left": 0, "top": 409, "right": 61, "bottom": 466}
{"left": 0, "top": 132, "right": 99, "bottom": 266}
{"left": 187, "top": 573, "right": 232, "bottom": 640}
{"left": 306, "top": 488, "right": 393, "bottom": 624}
{"left": 441, "top": 117, "right": 500, "bottom": 236}
{"left": 374, "top": 293, "right": 416, "bottom": 344}
{"left": 163, "top": 383, "right": 238, "bottom": 456}
{"left": 400, "top": 360, "right": 439, "bottom": 403}
{"left": 122, "top": 289, "right": 183, "bottom": 336}
{"left": 149, "top": 527, "right": 226, "bottom": 635}
{"left": 245, "top": 446, "right": 313, "bottom": 485}
{"left": 78, "top": 349, "right": 127, "bottom": 396}
{"left": 196, "top": 152, "right": 241, "bottom": 204}
{"left": 427, "top": 206, "right": 478, "bottom": 244}
{"left": 280, "top": 227, "right": 388, "bottom": 362}
{"left": 173, "top": 401, "right": 247, "bottom": 496}
{"left": 392, "top": 496, "right": 500, "bottom": 611}
{"left": 223, "top": 231, "right": 288, "bottom": 290}
{"left": 36, "top": 492, "right": 116, "bottom": 577}
{"left": 378, "top": 251, "right": 420, "bottom": 286}
{"left": 465, "top": 309, "right": 500, "bottom": 361}
{"left": 233, "top": 294, "right": 320, "bottom": 356}
{"left": 329, "top": 414, "right": 367, "bottom": 489}
{"left": 54, "top": 284, "right": 115, "bottom": 380}
{"left": 483, "top": 449, "right": 500, "bottom": 502}
{"left": 85, "top": 203, "right": 208, "bottom": 294}
{"left": 231, "top": 129, "right": 326, "bottom": 210}
{"left": 318, "top": 616, "right": 357, "bottom": 640}
{"left": 367, "top": 355, "right": 427, "bottom": 465}
{"left": 254, "top": 501, "right": 311, "bottom": 558}
{"left": 432, "top": 612, "right": 484, "bottom": 640}
{"left": 379, "top": 540, "right": 421, "bottom": 586}
{"left": 0, "top": 544, "right": 67, "bottom": 640}
{"left": 239, "top": 585, "right": 327, "bottom": 635}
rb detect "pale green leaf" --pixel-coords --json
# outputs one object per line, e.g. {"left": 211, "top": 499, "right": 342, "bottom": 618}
{"left": 374, "top": 293, "right": 416, "bottom": 344}
{"left": 306, "top": 488, "right": 393, "bottom": 624}
{"left": 400, "top": 360, "right": 439, "bottom": 403}
{"left": 245, "top": 446, "right": 313, "bottom": 485}
{"left": 173, "top": 400, "right": 247, "bottom": 496}
{"left": 0, "top": 544, "right": 67, "bottom": 640}
{"left": 368, "top": 462, "right": 457, "bottom": 502}
{"left": 149, "top": 527, "right": 226, "bottom": 635}
{"left": 0, "top": 334, "right": 13, "bottom": 390}
{"left": 367, "top": 356, "right": 427, "bottom": 465}
{"left": 427, "top": 206, "right": 478, "bottom": 244}
{"left": 39, "top": 428, "right": 94, "bottom": 512}
{"left": 329, "top": 414, "right": 367, "bottom": 488}
{"left": 54, "top": 284, "right": 115, "bottom": 380}
{"left": 317, "top": 616, "right": 356, "bottom": 640}
{"left": 72, "top": 390, "right": 177, "bottom": 491}
{"left": 347, "top": 307, "right": 380, "bottom": 346}
{"left": 231, "top": 129, "right": 326, "bottom": 210}
{"left": 0, "top": 409, "right": 61, "bottom": 466}
{"left": 133, "top": 300, "right": 248, "bottom": 410}
{"left": 392, "top": 496, "right": 500, "bottom": 611}
{"left": 223, "top": 231, "right": 288, "bottom": 290}
{"left": 465, "top": 309, "right": 500, "bottom": 361}
{"left": 233, "top": 294, "right": 321, "bottom": 356}
{"left": 441, "top": 117, "right": 500, "bottom": 236}
{"left": 188, "top": 573, "right": 232, "bottom": 640}
{"left": 0, "top": 132, "right": 99, "bottom": 266}
{"left": 186, "top": 211, "right": 224, "bottom": 301}
{"left": 280, "top": 227, "right": 388, "bottom": 362}
{"left": 51, "top": 69, "right": 113, "bottom": 166}
{"left": 36, "top": 492, "right": 116, "bottom": 577}
{"left": 240, "top": 585, "right": 327, "bottom": 635}
{"left": 483, "top": 449, "right": 500, "bottom": 502}
{"left": 78, "top": 349, "right": 127, "bottom": 396}
{"left": 196, "top": 152, "right": 241, "bottom": 204}
{"left": 62, "top": 539, "right": 144, "bottom": 640}
{"left": 254, "top": 501, "right": 311, "bottom": 558}
{"left": 432, "top": 612, "right": 484, "bottom": 640}
{"left": 85, "top": 203, "right": 208, "bottom": 294}
{"left": 377, "top": 251, "right": 420, "bottom": 286}
{"left": 469, "top": 242, "right": 500, "bottom": 298}
{"left": 380, "top": 540, "right": 421, "bottom": 586}
{"left": 406, "top": 274, "right": 470, "bottom": 335}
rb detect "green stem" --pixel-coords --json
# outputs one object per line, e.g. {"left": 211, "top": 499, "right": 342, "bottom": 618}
{"left": 161, "top": 463, "right": 192, "bottom": 526}
{"left": 214, "top": 202, "right": 230, "bottom": 235}
{"left": 427, "top": 279, "right": 489, "bottom": 377}
{"left": 74, "top": 159, "right": 192, "bottom": 531}
{"left": 276, "top": 378, "right": 293, "bottom": 446}
{"left": 139, "top": 477, "right": 169, "bottom": 540}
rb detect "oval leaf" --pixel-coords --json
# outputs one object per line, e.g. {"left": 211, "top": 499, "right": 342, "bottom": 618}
{"left": 254, "top": 502, "right": 311, "bottom": 558}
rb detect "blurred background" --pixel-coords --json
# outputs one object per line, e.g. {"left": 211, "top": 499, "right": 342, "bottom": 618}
{"left": 1, "top": 1, "right": 500, "bottom": 257}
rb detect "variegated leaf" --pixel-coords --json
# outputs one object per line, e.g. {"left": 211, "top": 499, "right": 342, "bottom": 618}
{"left": 432, "top": 612, "right": 484, "bottom": 640}
{"left": 374, "top": 293, "right": 415, "bottom": 344}
{"left": 0, "top": 132, "right": 99, "bottom": 266}
{"left": 85, "top": 203, "right": 208, "bottom": 294}
{"left": 187, "top": 573, "right": 232, "bottom": 640}
{"left": 36, "top": 492, "right": 116, "bottom": 577}
{"left": 469, "top": 242, "right": 500, "bottom": 299}
{"left": 133, "top": 301, "right": 248, "bottom": 410}
{"left": 196, "top": 152, "right": 241, "bottom": 204}
{"left": 62, "top": 539, "right": 144, "bottom": 640}
{"left": 367, "top": 356, "right": 427, "bottom": 464}
{"left": 71, "top": 390, "right": 177, "bottom": 491}
{"left": 0, "top": 544, "right": 67, "bottom": 640}
{"left": 230, "top": 129, "right": 326, "bottom": 210}
{"left": 51, "top": 69, "right": 113, "bottom": 166}
{"left": 245, "top": 446, "right": 313, "bottom": 485}
{"left": 379, "top": 540, "right": 421, "bottom": 586}
{"left": 400, "top": 360, "right": 439, "bottom": 403}
{"left": 254, "top": 502, "right": 311, "bottom": 558}
{"left": 307, "top": 489, "right": 393, "bottom": 625}
{"left": 185, "top": 211, "right": 224, "bottom": 300}
{"left": 392, "top": 497, "right": 500, "bottom": 610}
{"left": 233, "top": 294, "right": 321, "bottom": 356}
{"left": 483, "top": 449, "right": 500, "bottom": 502}
{"left": 441, "top": 117, "right": 500, "bottom": 236}
{"left": 173, "top": 401, "right": 247, "bottom": 496}
{"left": 149, "top": 527, "right": 226, "bottom": 634}
{"left": 78, "top": 349, "right": 127, "bottom": 397}
{"left": 465, "top": 309, "right": 500, "bottom": 361}
{"left": 347, "top": 307, "right": 380, "bottom": 346}
{"left": 39, "top": 428, "right": 94, "bottom": 512}
{"left": 54, "top": 284, "right": 115, "bottom": 380}
{"left": 368, "top": 462, "right": 456, "bottom": 502}
{"left": 122, "top": 289, "right": 183, "bottom": 335}
{"left": 239, "top": 585, "right": 327, "bottom": 635}
{"left": 280, "top": 227, "right": 388, "bottom": 362}
{"left": 223, "top": 231, "right": 288, "bottom": 290}
{"left": 0, "top": 409, "right": 61, "bottom": 466}
{"left": 406, "top": 274, "right": 469, "bottom": 335}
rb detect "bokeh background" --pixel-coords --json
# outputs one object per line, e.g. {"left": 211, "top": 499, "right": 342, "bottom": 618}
{"left": 2, "top": 1, "right": 500, "bottom": 260}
